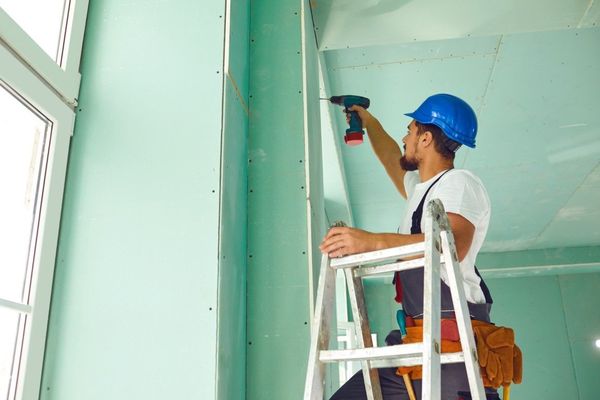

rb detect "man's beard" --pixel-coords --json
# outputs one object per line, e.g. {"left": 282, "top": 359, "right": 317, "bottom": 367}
{"left": 400, "top": 155, "right": 419, "bottom": 171}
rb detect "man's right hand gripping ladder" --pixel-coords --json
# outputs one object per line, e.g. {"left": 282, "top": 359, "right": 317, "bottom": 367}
{"left": 304, "top": 199, "right": 487, "bottom": 400}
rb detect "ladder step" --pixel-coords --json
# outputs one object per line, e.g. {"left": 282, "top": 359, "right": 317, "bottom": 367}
{"left": 371, "top": 352, "right": 465, "bottom": 369}
{"left": 354, "top": 257, "right": 425, "bottom": 277}
{"left": 320, "top": 343, "right": 424, "bottom": 362}
{"left": 320, "top": 344, "right": 465, "bottom": 368}
{"left": 330, "top": 242, "right": 425, "bottom": 269}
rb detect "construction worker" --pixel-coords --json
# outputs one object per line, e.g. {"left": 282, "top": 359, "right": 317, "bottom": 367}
{"left": 320, "top": 94, "right": 498, "bottom": 399}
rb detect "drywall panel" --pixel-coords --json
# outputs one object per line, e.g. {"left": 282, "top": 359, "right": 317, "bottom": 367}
{"left": 558, "top": 273, "right": 600, "bottom": 399}
{"left": 313, "top": 0, "right": 599, "bottom": 50}
{"left": 216, "top": 2, "right": 250, "bottom": 399}
{"left": 363, "top": 277, "right": 397, "bottom": 347}
{"left": 217, "top": 79, "right": 248, "bottom": 400}
{"left": 486, "top": 276, "right": 578, "bottom": 399}
{"left": 227, "top": 0, "right": 250, "bottom": 107}
{"left": 361, "top": 272, "right": 600, "bottom": 398}
{"left": 247, "top": 0, "right": 324, "bottom": 399}
{"left": 467, "top": 27, "right": 600, "bottom": 251}
{"left": 477, "top": 246, "right": 600, "bottom": 277}
{"left": 535, "top": 162, "right": 600, "bottom": 248}
{"left": 304, "top": 1, "right": 328, "bottom": 303}
{"left": 323, "top": 39, "right": 497, "bottom": 232}
{"left": 41, "top": 1, "right": 227, "bottom": 399}
{"left": 321, "top": 27, "right": 600, "bottom": 253}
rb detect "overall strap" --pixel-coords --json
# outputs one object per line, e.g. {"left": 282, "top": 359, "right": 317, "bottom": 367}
{"left": 410, "top": 169, "right": 452, "bottom": 235}
{"left": 393, "top": 170, "right": 451, "bottom": 302}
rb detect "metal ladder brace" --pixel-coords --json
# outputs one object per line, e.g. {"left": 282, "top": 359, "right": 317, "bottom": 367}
{"left": 304, "top": 199, "right": 487, "bottom": 400}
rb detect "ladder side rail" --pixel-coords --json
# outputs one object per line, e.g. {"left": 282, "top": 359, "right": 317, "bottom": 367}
{"left": 304, "top": 254, "right": 338, "bottom": 400}
{"left": 422, "top": 200, "right": 443, "bottom": 400}
{"left": 344, "top": 268, "right": 383, "bottom": 400}
{"left": 440, "top": 230, "right": 487, "bottom": 400}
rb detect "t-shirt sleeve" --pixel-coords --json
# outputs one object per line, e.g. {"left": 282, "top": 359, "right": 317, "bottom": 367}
{"left": 432, "top": 172, "right": 489, "bottom": 226}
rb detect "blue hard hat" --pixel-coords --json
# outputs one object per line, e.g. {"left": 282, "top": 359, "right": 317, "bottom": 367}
{"left": 404, "top": 93, "right": 478, "bottom": 148}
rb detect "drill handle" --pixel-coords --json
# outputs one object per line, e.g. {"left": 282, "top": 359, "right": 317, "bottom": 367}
{"left": 346, "top": 109, "right": 363, "bottom": 134}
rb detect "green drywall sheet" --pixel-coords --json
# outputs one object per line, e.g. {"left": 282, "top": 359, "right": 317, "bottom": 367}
{"left": 362, "top": 272, "right": 600, "bottom": 399}
{"left": 247, "top": 0, "right": 324, "bottom": 398}
{"left": 217, "top": 0, "right": 250, "bottom": 398}
{"left": 304, "top": 2, "right": 328, "bottom": 313}
{"left": 486, "top": 276, "right": 578, "bottom": 399}
{"left": 552, "top": 273, "right": 600, "bottom": 400}
{"left": 41, "top": 1, "right": 227, "bottom": 399}
{"left": 218, "top": 80, "right": 248, "bottom": 400}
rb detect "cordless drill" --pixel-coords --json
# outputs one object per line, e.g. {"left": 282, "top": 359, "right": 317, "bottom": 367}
{"left": 325, "top": 95, "right": 371, "bottom": 146}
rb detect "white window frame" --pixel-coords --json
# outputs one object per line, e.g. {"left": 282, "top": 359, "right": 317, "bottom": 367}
{"left": 0, "top": 1, "right": 88, "bottom": 399}
{"left": 0, "top": 0, "right": 88, "bottom": 106}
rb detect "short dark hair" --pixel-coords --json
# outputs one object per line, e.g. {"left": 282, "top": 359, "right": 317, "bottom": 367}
{"left": 415, "top": 121, "right": 460, "bottom": 160}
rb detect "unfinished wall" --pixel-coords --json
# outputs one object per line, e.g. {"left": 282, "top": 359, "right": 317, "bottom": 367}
{"left": 217, "top": 0, "right": 250, "bottom": 399}
{"left": 362, "top": 267, "right": 600, "bottom": 399}
{"left": 247, "top": 0, "right": 325, "bottom": 398}
{"left": 40, "top": 1, "right": 244, "bottom": 399}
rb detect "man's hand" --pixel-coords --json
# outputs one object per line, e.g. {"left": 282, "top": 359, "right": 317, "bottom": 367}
{"left": 319, "top": 226, "right": 377, "bottom": 258}
{"left": 346, "top": 105, "right": 376, "bottom": 130}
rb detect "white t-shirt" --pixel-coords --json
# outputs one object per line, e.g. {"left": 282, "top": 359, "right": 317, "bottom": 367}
{"left": 399, "top": 169, "right": 491, "bottom": 304}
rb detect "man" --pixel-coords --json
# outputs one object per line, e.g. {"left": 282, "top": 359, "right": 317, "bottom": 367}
{"left": 320, "top": 94, "right": 496, "bottom": 399}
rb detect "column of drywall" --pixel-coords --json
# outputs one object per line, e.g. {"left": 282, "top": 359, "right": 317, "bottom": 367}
{"left": 41, "top": 1, "right": 228, "bottom": 399}
{"left": 217, "top": 0, "right": 250, "bottom": 399}
{"left": 247, "top": 0, "right": 324, "bottom": 398}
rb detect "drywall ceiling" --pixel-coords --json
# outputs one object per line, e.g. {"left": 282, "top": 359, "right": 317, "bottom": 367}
{"left": 315, "top": 0, "right": 600, "bottom": 252}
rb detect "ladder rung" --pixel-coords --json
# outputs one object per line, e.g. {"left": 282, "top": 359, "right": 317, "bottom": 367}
{"left": 330, "top": 242, "right": 425, "bottom": 269}
{"left": 320, "top": 343, "right": 423, "bottom": 363}
{"left": 371, "top": 352, "right": 465, "bottom": 368}
{"left": 354, "top": 257, "right": 425, "bottom": 277}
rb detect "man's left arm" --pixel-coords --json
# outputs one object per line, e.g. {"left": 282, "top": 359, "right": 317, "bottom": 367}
{"left": 319, "top": 215, "right": 474, "bottom": 261}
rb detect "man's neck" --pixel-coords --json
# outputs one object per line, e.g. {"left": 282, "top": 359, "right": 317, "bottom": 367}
{"left": 418, "top": 158, "right": 454, "bottom": 182}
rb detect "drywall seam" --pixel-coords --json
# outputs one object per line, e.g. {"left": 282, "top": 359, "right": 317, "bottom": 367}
{"left": 215, "top": 0, "right": 230, "bottom": 398}
{"left": 557, "top": 277, "right": 582, "bottom": 399}
{"left": 328, "top": 51, "right": 499, "bottom": 71}
{"left": 227, "top": 72, "right": 249, "bottom": 116}
{"left": 318, "top": 51, "right": 354, "bottom": 226}
{"left": 480, "top": 262, "right": 600, "bottom": 279}
{"left": 578, "top": 0, "right": 595, "bottom": 28}
{"left": 460, "top": 34, "right": 504, "bottom": 168}
{"left": 534, "top": 160, "right": 600, "bottom": 247}
{"left": 359, "top": 262, "right": 600, "bottom": 280}
{"left": 301, "top": 0, "right": 316, "bottom": 322}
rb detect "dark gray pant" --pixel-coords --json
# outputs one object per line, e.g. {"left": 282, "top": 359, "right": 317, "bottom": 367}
{"left": 329, "top": 331, "right": 499, "bottom": 400}
{"left": 329, "top": 363, "right": 477, "bottom": 400}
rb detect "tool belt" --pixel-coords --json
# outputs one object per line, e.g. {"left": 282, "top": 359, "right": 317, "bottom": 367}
{"left": 396, "top": 319, "right": 523, "bottom": 389}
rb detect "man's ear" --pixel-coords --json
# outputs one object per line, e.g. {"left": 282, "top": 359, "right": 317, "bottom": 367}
{"left": 421, "top": 130, "right": 434, "bottom": 147}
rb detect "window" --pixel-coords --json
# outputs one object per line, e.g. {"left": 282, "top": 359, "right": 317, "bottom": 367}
{"left": 0, "top": 0, "right": 71, "bottom": 65}
{"left": 0, "top": 83, "right": 51, "bottom": 399}
{"left": 0, "top": 2, "right": 88, "bottom": 399}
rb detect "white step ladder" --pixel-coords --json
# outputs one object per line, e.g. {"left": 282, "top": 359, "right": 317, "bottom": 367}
{"left": 304, "top": 199, "right": 487, "bottom": 400}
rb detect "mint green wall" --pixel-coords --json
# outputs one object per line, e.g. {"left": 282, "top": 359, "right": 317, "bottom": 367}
{"left": 362, "top": 268, "right": 600, "bottom": 399}
{"left": 217, "top": 0, "right": 250, "bottom": 399}
{"left": 40, "top": 1, "right": 244, "bottom": 399}
{"left": 487, "top": 273, "right": 600, "bottom": 399}
{"left": 247, "top": 0, "right": 324, "bottom": 399}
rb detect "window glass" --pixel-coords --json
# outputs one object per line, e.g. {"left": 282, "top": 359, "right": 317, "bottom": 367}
{"left": 0, "top": 0, "right": 70, "bottom": 64}
{"left": 0, "top": 308, "right": 24, "bottom": 400}
{"left": 0, "top": 82, "right": 50, "bottom": 304}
